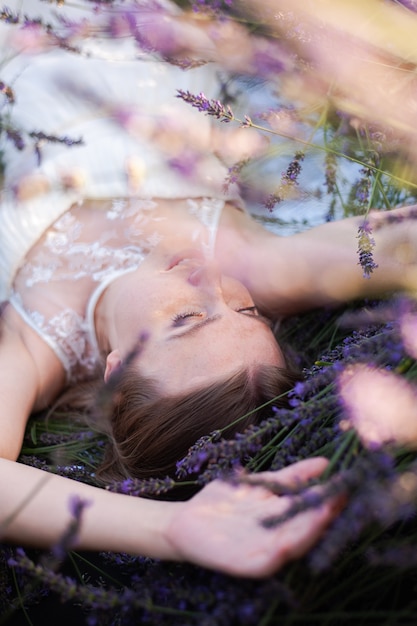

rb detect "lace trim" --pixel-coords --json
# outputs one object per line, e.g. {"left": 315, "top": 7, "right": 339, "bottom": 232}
{"left": 86, "top": 265, "right": 139, "bottom": 359}
{"left": 9, "top": 291, "right": 101, "bottom": 384}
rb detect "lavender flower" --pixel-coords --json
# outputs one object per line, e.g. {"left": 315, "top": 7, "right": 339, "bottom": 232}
{"left": 108, "top": 475, "right": 176, "bottom": 497}
{"left": 28, "top": 131, "right": 83, "bottom": 166}
{"left": 263, "top": 191, "right": 283, "bottom": 211}
{"left": 49, "top": 495, "right": 91, "bottom": 563}
{"left": 263, "top": 151, "right": 304, "bottom": 211}
{"left": 357, "top": 219, "right": 379, "bottom": 278}
{"left": 0, "top": 81, "right": 14, "bottom": 104}
{"left": 284, "top": 151, "right": 305, "bottom": 182}
{"left": 176, "top": 90, "right": 234, "bottom": 122}
{"left": 309, "top": 453, "right": 417, "bottom": 572}
{"left": 3, "top": 125, "right": 25, "bottom": 151}
{"left": 0, "top": 7, "right": 19, "bottom": 24}
{"left": 349, "top": 154, "right": 378, "bottom": 214}
{"left": 324, "top": 151, "right": 337, "bottom": 195}
{"left": 28, "top": 131, "right": 84, "bottom": 147}
{"left": 222, "top": 158, "right": 249, "bottom": 193}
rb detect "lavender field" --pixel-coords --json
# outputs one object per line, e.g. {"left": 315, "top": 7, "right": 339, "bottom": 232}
{"left": 2, "top": 1, "right": 417, "bottom": 624}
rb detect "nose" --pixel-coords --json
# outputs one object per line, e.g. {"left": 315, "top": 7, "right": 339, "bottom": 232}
{"left": 187, "top": 263, "right": 221, "bottom": 291}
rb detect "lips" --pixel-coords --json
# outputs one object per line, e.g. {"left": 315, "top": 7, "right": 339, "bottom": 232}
{"left": 166, "top": 248, "right": 205, "bottom": 271}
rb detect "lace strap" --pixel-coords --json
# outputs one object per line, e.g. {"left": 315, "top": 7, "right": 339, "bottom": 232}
{"left": 203, "top": 198, "right": 224, "bottom": 256}
{"left": 9, "top": 292, "right": 73, "bottom": 380}
{"left": 85, "top": 266, "right": 139, "bottom": 359}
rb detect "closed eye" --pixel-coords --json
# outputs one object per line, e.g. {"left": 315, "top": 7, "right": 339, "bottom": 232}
{"left": 168, "top": 309, "right": 273, "bottom": 340}
{"left": 237, "top": 306, "right": 259, "bottom": 315}
{"left": 172, "top": 311, "right": 204, "bottom": 326}
{"left": 171, "top": 306, "right": 271, "bottom": 330}
{"left": 238, "top": 306, "right": 273, "bottom": 328}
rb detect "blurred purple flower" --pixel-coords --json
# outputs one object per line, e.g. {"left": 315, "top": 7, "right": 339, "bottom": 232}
{"left": 338, "top": 362, "right": 417, "bottom": 449}
{"left": 394, "top": 0, "right": 417, "bottom": 11}
{"left": 50, "top": 495, "right": 91, "bottom": 562}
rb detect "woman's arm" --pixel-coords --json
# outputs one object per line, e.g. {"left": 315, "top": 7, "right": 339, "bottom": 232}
{"left": 1, "top": 456, "right": 336, "bottom": 578}
{"left": 0, "top": 319, "right": 40, "bottom": 461}
{"left": 218, "top": 204, "right": 417, "bottom": 316}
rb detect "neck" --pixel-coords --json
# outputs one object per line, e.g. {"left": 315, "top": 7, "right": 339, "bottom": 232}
{"left": 91, "top": 268, "right": 139, "bottom": 354}
{"left": 93, "top": 287, "right": 114, "bottom": 355}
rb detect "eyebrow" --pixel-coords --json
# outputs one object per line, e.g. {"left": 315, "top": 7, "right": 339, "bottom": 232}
{"left": 168, "top": 312, "right": 272, "bottom": 341}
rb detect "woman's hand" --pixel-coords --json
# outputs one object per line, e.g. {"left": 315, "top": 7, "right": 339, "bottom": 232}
{"left": 165, "top": 458, "right": 339, "bottom": 578}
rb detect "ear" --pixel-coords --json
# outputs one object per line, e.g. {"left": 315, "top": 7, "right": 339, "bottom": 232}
{"left": 104, "top": 349, "right": 122, "bottom": 383}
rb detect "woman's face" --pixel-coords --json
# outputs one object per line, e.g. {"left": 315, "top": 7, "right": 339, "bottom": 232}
{"left": 104, "top": 249, "right": 285, "bottom": 393}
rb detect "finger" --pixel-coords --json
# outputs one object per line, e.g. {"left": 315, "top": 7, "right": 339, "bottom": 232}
{"left": 226, "top": 496, "right": 338, "bottom": 579}
{"left": 251, "top": 495, "right": 339, "bottom": 578}
{"left": 245, "top": 457, "right": 329, "bottom": 488}
{"left": 278, "top": 502, "right": 336, "bottom": 564}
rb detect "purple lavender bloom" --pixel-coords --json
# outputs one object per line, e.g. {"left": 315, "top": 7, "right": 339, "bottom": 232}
{"left": 283, "top": 151, "right": 304, "bottom": 182}
{"left": 5, "top": 126, "right": 25, "bottom": 151}
{"left": 49, "top": 495, "right": 91, "bottom": 562}
{"left": 28, "top": 131, "right": 84, "bottom": 148}
{"left": 324, "top": 152, "right": 337, "bottom": 195}
{"left": 0, "top": 80, "right": 14, "bottom": 103}
{"left": 68, "top": 494, "right": 91, "bottom": 520}
{"left": 263, "top": 192, "right": 283, "bottom": 211}
{"left": 263, "top": 152, "right": 304, "bottom": 211}
{"left": 109, "top": 475, "right": 176, "bottom": 497}
{"left": 0, "top": 7, "right": 19, "bottom": 24}
{"left": 357, "top": 219, "right": 379, "bottom": 278}
{"left": 176, "top": 90, "right": 234, "bottom": 122}
{"left": 223, "top": 158, "right": 249, "bottom": 193}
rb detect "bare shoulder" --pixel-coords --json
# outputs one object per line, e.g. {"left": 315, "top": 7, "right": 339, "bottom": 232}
{"left": 0, "top": 306, "right": 66, "bottom": 460}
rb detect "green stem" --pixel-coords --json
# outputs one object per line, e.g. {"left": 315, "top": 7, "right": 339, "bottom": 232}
{"left": 231, "top": 114, "right": 417, "bottom": 191}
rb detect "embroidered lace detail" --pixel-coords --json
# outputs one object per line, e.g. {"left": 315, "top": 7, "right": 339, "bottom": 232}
{"left": 10, "top": 291, "right": 100, "bottom": 383}
{"left": 186, "top": 197, "right": 223, "bottom": 228}
{"left": 19, "top": 199, "right": 155, "bottom": 288}
{"left": 106, "top": 198, "right": 156, "bottom": 220}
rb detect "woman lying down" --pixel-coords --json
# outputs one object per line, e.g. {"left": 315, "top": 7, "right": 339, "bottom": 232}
{"left": 1, "top": 5, "right": 416, "bottom": 578}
